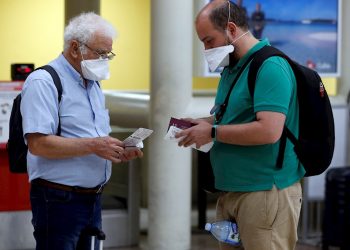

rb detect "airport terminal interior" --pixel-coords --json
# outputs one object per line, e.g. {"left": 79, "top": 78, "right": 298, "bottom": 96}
{"left": 0, "top": 0, "right": 350, "bottom": 249}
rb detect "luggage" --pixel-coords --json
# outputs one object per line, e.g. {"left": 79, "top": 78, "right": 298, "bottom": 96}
{"left": 84, "top": 227, "right": 105, "bottom": 250}
{"left": 322, "top": 167, "right": 350, "bottom": 250}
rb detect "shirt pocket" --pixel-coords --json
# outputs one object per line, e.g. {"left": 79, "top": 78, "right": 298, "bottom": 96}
{"left": 95, "top": 108, "right": 111, "bottom": 136}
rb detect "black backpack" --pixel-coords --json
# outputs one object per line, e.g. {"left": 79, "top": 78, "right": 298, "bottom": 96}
{"left": 248, "top": 46, "right": 335, "bottom": 177}
{"left": 6, "top": 65, "right": 62, "bottom": 173}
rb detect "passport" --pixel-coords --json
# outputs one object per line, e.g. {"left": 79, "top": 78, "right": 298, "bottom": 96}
{"left": 165, "top": 117, "right": 213, "bottom": 153}
{"left": 167, "top": 117, "right": 195, "bottom": 131}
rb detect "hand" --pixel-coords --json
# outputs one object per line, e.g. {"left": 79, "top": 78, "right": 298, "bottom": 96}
{"left": 179, "top": 117, "right": 202, "bottom": 125}
{"left": 93, "top": 136, "right": 125, "bottom": 163}
{"left": 175, "top": 120, "right": 212, "bottom": 148}
{"left": 119, "top": 147, "right": 144, "bottom": 162}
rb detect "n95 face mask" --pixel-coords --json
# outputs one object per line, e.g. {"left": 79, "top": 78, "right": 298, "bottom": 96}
{"left": 204, "top": 45, "right": 234, "bottom": 72}
{"left": 81, "top": 58, "right": 110, "bottom": 81}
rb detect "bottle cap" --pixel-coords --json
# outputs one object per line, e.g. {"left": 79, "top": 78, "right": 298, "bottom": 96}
{"left": 204, "top": 223, "right": 212, "bottom": 231}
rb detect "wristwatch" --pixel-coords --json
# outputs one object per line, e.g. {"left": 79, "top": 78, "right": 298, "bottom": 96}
{"left": 211, "top": 125, "right": 218, "bottom": 141}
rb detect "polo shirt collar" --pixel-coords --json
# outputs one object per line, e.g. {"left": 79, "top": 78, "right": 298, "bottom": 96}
{"left": 228, "top": 38, "right": 270, "bottom": 71}
{"left": 237, "top": 38, "right": 270, "bottom": 67}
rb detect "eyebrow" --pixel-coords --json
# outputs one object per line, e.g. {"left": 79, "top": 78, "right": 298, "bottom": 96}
{"left": 201, "top": 36, "right": 211, "bottom": 43}
{"left": 96, "top": 48, "right": 112, "bottom": 54}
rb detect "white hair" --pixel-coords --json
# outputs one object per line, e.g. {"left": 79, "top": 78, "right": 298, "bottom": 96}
{"left": 63, "top": 12, "right": 117, "bottom": 52}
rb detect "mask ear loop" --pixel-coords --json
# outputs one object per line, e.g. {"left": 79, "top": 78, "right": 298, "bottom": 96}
{"left": 226, "top": 1, "right": 250, "bottom": 45}
{"left": 226, "top": 1, "right": 237, "bottom": 45}
{"left": 227, "top": 1, "right": 231, "bottom": 23}
{"left": 79, "top": 44, "right": 86, "bottom": 61}
{"left": 225, "top": 1, "right": 232, "bottom": 45}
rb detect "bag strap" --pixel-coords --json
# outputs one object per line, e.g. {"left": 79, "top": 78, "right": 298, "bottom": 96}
{"left": 247, "top": 46, "right": 298, "bottom": 169}
{"left": 247, "top": 46, "right": 291, "bottom": 96}
{"left": 218, "top": 50, "right": 260, "bottom": 120}
{"left": 35, "top": 65, "right": 63, "bottom": 136}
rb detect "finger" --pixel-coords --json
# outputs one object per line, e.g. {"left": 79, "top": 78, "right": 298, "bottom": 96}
{"left": 179, "top": 138, "right": 189, "bottom": 147}
{"left": 175, "top": 131, "right": 184, "bottom": 139}
{"left": 184, "top": 137, "right": 194, "bottom": 147}
{"left": 178, "top": 138, "right": 185, "bottom": 147}
{"left": 136, "top": 150, "right": 143, "bottom": 158}
{"left": 111, "top": 145, "right": 124, "bottom": 153}
{"left": 127, "top": 149, "right": 143, "bottom": 160}
{"left": 129, "top": 149, "right": 143, "bottom": 159}
{"left": 119, "top": 154, "right": 128, "bottom": 162}
{"left": 109, "top": 137, "right": 125, "bottom": 147}
{"left": 114, "top": 151, "right": 121, "bottom": 159}
{"left": 110, "top": 155, "right": 122, "bottom": 163}
{"left": 124, "top": 150, "right": 140, "bottom": 160}
{"left": 113, "top": 151, "right": 121, "bottom": 160}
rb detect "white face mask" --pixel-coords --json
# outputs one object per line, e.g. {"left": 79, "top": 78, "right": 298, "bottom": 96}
{"left": 204, "top": 45, "right": 234, "bottom": 72}
{"left": 203, "top": 30, "right": 250, "bottom": 72}
{"left": 81, "top": 58, "right": 110, "bottom": 81}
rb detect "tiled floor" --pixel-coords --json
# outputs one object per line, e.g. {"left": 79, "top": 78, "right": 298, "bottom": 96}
{"left": 22, "top": 208, "right": 326, "bottom": 250}
{"left": 107, "top": 207, "right": 323, "bottom": 250}
{"left": 112, "top": 232, "right": 322, "bottom": 250}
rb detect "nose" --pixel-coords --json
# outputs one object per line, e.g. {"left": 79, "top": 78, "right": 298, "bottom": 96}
{"left": 204, "top": 43, "right": 214, "bottom": 50}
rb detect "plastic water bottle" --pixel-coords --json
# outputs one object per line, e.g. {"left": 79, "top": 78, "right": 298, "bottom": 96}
{"left": 205, "top": 220, "right": 241, "bottom": 246}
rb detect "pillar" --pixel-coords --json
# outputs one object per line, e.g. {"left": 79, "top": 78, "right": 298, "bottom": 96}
{"left": 148, "top": 0, "right": 193, "bottom": 249}
{"left": 64, "top": 0, "right": 100, "bottom": 25}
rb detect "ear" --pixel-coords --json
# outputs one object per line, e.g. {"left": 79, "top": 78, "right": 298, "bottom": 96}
{"left": 70, "top": 40, "right": 81, "bottom": 59}
{"left": 226, "top": 22, "right": 237, "bottom": 38}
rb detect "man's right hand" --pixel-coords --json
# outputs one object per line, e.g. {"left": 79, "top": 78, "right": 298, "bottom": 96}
{"left": 94, "top": 136, "right": 144, "bottom": 163}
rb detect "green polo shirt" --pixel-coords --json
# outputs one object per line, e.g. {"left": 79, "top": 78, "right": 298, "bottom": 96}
{"left": 210, "top": 39, "right": 305, "bottom": 192}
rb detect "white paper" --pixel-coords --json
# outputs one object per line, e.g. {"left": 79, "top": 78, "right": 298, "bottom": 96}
{"left": 164, "top": 125, "right": 213, "bottom": 153}
{"left": 123, "top": 128, "right": 153, "bottom": 148}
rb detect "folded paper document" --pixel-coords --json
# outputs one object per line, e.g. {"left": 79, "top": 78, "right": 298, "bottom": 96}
{"left": 124, "top": 128, "right": 153, "bottom": 149}
{"left": 164, "top": 117, "right": 213, "bottom": 153}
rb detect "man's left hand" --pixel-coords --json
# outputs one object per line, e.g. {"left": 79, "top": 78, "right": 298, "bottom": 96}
{"left": 119, "top": 148, "right": 143, "bottom": 162}
{"left": 175, "top": 120, "right": 212, "bottom": 148}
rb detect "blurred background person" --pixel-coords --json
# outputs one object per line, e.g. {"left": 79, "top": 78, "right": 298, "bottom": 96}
{"left": 251, "top": 2, "right": 266, "bottom": 39}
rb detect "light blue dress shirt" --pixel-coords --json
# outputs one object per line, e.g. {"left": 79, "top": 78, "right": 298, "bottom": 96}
{"left": 21, "top": 54, "right": 112, "bottom": 188}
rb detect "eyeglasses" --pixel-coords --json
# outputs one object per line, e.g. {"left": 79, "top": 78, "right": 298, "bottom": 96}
{"left": 81, "top": 43, "right": 115, "bottom": 60}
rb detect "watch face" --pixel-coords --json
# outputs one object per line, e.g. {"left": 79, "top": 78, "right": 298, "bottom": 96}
{"left": 211, "top": 126, "right": 216, "bottom": 138}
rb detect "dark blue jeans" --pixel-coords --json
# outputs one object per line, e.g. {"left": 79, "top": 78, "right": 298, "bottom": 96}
{"left": 30, "top": 184, "right": 102, "bottom": 250}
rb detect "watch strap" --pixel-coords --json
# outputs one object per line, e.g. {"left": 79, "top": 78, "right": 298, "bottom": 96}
{"left": 211, "top": 125, "right": 218, "bottom": 141}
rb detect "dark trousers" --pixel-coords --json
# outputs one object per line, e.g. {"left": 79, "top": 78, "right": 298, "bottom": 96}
{"left": 30, "top": 184, "right": 102, "bottom": 250}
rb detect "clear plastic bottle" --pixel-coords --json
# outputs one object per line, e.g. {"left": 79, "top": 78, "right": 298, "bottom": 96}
{"left": 205, "top": 220, "right": 241, "bottom": 246}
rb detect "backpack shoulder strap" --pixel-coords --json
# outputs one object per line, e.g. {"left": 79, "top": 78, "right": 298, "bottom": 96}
{"left": 216, "top": 50, "right": 260, "bottom": 122}
{"left": 35, "top": 65, "right": 63, "bottom": 102}
{"left": 247, "top": 46, "right": 294, "bottom": 169}
{"left": 248, "top": 46, "right": 290, "bottom": 97}
{"left": 35, "top": 65, "right": 63, "bottom": 135}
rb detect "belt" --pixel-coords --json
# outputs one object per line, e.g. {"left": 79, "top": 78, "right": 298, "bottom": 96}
{"left": 31, "top": 178, "right": 104, "bottom": 194}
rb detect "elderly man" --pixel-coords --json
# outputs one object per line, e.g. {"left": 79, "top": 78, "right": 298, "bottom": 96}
{"left": 21, "top": 12, "right": 142, "bottom": 250}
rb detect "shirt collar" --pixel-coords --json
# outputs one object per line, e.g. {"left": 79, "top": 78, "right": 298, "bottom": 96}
{"left": 56, "top": 54, "right": 97, "bottom": 88}
{"left": 237, "top": 38, "right": 270, "bottom": 68}
{"left": 56, "top": 53, "right": 83, "bottom": 83}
